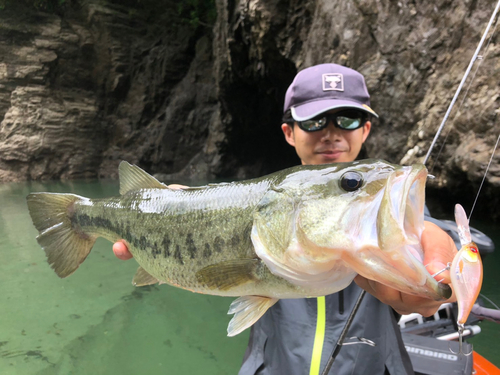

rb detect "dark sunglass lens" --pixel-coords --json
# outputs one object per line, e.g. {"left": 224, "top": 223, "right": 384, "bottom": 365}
{"left": 299, "top": 117, "right": 327, "bottom": 131}
{"left": 334, "top": 110, "right": 365, "bottom": 130}
{"left": 337, "top": 116, "right": 361, "bottom": 130}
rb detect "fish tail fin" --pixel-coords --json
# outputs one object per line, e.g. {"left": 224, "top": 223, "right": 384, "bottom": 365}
{"left": 26, "top": 192, "right": 96, "bottom": 278}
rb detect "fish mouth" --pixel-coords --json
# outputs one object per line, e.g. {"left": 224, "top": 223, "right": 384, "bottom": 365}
{"left": 402, "top": 166, "right": 427, "bottom": 255}
{"left": 376, "top": 164, "right": 452, "bottom": 300}
{"left": 378, "top": 164, "right": 427, "bottom": 257}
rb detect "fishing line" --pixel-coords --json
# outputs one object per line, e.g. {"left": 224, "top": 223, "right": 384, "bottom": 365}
{"left": 469, "top": 132, "right": 500, "bottom": 220}
{"left": 423, "top": 0, "right": 500, "bottom": 224}
{"left": 428, "top": 67, "right": 479, "bottom": 174}
{"left": 429, "top": 11, "right": 500, "bottom": 174}
{"left": 480, "top": 292, "right": 500, "bottom": 310}
{"left": 423, "top": 0, "right": 500, "bottom": 166}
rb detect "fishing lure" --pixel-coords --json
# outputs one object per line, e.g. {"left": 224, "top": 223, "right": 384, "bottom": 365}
{"left": 450, "top": 204, "right": 483, "bottom": 356}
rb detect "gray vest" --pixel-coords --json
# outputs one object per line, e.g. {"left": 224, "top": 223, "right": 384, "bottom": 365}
{"left": 239, "top": 283, "right": 414, "bottom": 375}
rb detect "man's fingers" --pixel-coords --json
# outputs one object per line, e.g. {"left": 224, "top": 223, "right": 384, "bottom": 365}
{"left": 422, "top": 221, "right": 458, "bottom": 284}
{"left": 354, "top": 275, "right": 443, "bottom": 316}
{"left": 113, "top": 240, "right": 133, "bottom": 260}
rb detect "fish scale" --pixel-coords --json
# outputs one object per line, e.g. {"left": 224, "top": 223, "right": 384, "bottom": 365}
{"left": 68, "top": 178, "right": 274, "bottom": 293}
{"left": 26, "top": 159, "right": 452, "bottom": 336}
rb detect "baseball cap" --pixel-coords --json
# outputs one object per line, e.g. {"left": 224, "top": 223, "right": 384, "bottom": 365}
{"left": 283, "top": 63, "right": 378, "bottom": 121}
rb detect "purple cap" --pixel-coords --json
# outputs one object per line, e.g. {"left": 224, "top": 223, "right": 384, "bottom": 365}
{"left": 283, "top": 63, "right": 378, "bottom": 121}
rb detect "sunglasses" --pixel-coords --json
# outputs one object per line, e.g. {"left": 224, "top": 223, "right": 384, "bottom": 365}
{"left": 295, "top": 110, "right": 367, "bottom": 132}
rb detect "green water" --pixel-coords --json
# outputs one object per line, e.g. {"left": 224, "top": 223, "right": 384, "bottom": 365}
{"left": 1, "top": 180, "right": 499, "bottom": 374}
{"left": 0, "top": 180, "right": 249, "bottom": 375}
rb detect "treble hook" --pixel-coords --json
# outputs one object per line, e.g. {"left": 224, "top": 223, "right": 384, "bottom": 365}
{"left": 449, "top": 323, "right": 473, "bottom": 356}
{"left": 431, "top": 262, "right": 451, "bottom": 278}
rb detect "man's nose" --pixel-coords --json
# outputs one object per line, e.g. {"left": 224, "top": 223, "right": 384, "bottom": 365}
{"left": 320, "top": 122, "right": 342, "bottom": 141}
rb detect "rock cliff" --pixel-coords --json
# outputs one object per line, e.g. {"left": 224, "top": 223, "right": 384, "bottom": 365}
{"left": 0, "top": 0, "right": 499, "bottom": 217}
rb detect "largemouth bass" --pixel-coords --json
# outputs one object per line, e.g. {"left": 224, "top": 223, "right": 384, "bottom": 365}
{"left": 26, "top": 159, "right": 451, "bottom": 336}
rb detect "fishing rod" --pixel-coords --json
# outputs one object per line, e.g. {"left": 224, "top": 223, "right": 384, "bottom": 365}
{"left": 422, "top": 0, "right": 500, "bottom": 219}
{"left": 320, "top": 290, "right": 368, "bottom": 375}
{"left": 422, "top": 0, "right": 500, "bottom": 357}
{"left": 423, "top": 0, "right": 500, "bottom": 166}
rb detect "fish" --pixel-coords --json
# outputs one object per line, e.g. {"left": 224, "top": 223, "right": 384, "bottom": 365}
{"left": 450, "top": 204, "right": 483, "bottom": 355}
{"left": 26, "top": 159, "right": 452, "bottom": 336}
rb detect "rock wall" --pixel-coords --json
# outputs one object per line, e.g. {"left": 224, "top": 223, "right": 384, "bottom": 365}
{"left": 0, "top": 1, "right": 210, "bottom": 180}
{"left": 1, "top": 0, "right": 499, "bottom": 217}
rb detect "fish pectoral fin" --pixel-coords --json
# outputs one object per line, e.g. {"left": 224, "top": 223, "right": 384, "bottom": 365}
{"left": 132, "top": 266, "right": 160, "bottom": 286}
{"left": 119, "top": 161, "right": 168, "bottom": 195}
{"left": 195, "top": 259, "right": 260, "bottom": 291}
{"left": 227, "top": 296, "right": 278, "bottom": 336}
{"left": 252, "top": 189, "right": 296, "bottom": 259}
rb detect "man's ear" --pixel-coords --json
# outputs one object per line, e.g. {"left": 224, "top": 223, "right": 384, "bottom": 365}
{"left": 362, "top": 121, "right": 371, "bottom": 143}
{"left": 281, "top": 123, "right": 296, "bottom": 147}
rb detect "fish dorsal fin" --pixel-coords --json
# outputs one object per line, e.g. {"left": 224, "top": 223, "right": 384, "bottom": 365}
{"left": 227, "top": 296, "right": 278, "bottom": 336}
{"left": 132, "top": 266, "right": 160, "bottom": 286}
{"left": 119, "top": 161, "right": 167, "bottom": 195}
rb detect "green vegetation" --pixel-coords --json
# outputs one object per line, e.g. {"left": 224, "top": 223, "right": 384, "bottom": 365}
{"left": 0, "top": 0, "right": 68, "bottom": 12}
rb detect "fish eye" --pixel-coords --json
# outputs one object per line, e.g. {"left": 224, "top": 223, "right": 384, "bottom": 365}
{"left": 340, "top": 171, "right": 363, "bottom": 192}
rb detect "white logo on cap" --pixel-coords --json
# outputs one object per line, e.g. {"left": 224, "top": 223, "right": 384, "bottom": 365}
{"left": 322, "top": 73, "right": 344, "bottom": 91}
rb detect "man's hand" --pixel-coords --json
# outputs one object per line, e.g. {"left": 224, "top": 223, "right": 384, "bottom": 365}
{"left": 113, "top": 240, "right": 133, "bottom": 260}
{"left": 354, "top": 221, "right": 458, "bottom": 316}
{"left": 112, "top": 183, "right": 188, "bottom": 261}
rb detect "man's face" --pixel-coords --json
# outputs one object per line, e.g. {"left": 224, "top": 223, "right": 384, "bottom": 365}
{"left": 281, "top": 109, "right": 371, "bottom": 165}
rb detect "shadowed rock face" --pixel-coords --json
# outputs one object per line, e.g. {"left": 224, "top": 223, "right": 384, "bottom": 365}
{"left": 0, "top": 2, "right": 206, "bottom": 180}
{"left": 0, "top": 0, "right": 499, "bottom": 217}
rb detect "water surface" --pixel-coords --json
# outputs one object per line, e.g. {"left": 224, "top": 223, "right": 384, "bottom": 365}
{"left": 1, "top": 179, "right": 499, "bottom": 374}
{"left": 0, "top": 180, "right": 249, "bottom": 375}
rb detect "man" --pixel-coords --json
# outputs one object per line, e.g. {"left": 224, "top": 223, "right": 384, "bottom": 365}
{"left": 112, "top": 64, "right": 457, "bottom": 374}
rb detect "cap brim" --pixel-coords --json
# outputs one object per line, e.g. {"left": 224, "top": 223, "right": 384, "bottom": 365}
{"left": 291, "top": 99, "right": 378, "bottom": 121}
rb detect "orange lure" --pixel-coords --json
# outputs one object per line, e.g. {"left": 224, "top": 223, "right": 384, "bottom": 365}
{"left": 450, "top": 204, "right": 483, "bottom": 355}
